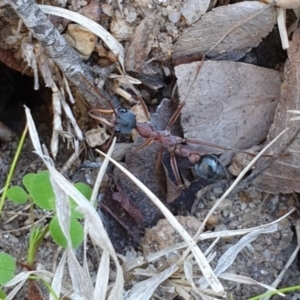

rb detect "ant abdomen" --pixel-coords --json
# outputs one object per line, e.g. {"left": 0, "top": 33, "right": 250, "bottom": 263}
{"left": 195, "top": 154, "right": 228, "bottom": 180}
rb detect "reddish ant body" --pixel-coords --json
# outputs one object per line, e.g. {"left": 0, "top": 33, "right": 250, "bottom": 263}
{"left": 88, "top": 91, "right": 228, "bottom": 188}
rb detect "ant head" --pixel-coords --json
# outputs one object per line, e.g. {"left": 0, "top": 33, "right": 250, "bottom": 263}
{"left": 115, "top": 107, "right": 136, "bottom": 134}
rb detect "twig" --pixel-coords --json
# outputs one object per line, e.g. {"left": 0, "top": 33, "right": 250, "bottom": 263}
{"left": 7, "top": 0, "right": 103, "bottom": 107}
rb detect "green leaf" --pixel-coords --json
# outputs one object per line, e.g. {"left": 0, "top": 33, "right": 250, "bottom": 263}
{"left": 30, "top": 171, "right": 55, "bottom": 210}
{"left": 70, "top": 182, "right": 92, "bottom": 219}
{"left": 0, "top": 253, "right": 16, "bottom": 285}
{"left": 0, "top": 289, "right": 7, "bottom": 300}
{"left": 49, "top": 216, "right": 84, "bottom": 249}
{"left": 22, "top": 173, "right": 36, "bottom": 193}
{"left": 6, "top": 186, "right": 29, "bottom": 204}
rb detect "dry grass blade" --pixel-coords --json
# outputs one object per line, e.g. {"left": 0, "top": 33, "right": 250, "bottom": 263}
{"left": 260, "top": 220, "right": 300, "bottom": 300}
{"left": 24, "top": 107, "right": 124, "bottom": 299}
{"left": 94, "top": 250, "right": 109, "bottom": 300}
{"left": 195, "top": 128, "right": 289, "bottom": 239}
{"left": 125, "top": 265, "right": 179, "bottom": 300}
{"left": 96, "top": 150, "right": 224, "bottom": 295}
{"left": 219, "top": 273, "right": 284, "bottom": 296}
{"left": 50, "top": 251, "right": 67, "bottom": 300}
{"left": 39, "top": 5, "right": 125, "bottom": 69}
{"left": 5, "top": 270, "right": 54, "bottom": 300}
{"left": 198, "top": 224, "right": 278, "bottom": 289}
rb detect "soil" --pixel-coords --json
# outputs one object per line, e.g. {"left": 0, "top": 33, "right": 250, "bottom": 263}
{"left": 0, "top": 1, "right": 299, "bottom": 300}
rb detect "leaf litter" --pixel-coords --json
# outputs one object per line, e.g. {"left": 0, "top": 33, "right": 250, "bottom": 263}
{"left": 2, "top": 0, "right": 300, "bottom": 299}
{"left": 252, "top": 28, "right": 300, "bottom": 193}
{"left": 174, "top": 1, "right": 276, "bottom": 60}
{"left": 175, "top": 60, "right": 281, "bottom": 164}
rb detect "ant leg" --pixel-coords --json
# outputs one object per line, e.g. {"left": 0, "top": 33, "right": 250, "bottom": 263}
{"left": 135, "top": 138, "right": 153, "bottom": 151}
{"left": 89, "top": 109, "right": 115, "bottom": 127}
{"left": 185, "top": 138, "right": 263, "bottom": 157}
{"left": 166, "top": 101, "right": 186, "bottom": 132}
{"left": 155, "top": 146, "right": 163, "bottom": 175}
{"left": 170, "top": 152, "right": 184, "bottom": 188}
{"left": 167, "top": 57, "right": 205, "bottom": 132}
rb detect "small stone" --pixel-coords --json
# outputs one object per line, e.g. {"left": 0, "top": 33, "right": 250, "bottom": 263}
{"left": 214, "top": 224, "right": 227, "bottom": 232}
{"left": 217, "top": 199, "right": 232, "bottom": 211}
{"left": 263, "top": 249, "right": 271, "bottom": 261}
{"left": 242, "top": 213, "right": 254, "bottom": 225}
{"left": 161, "top": 8, "right": 169, "bottom": 17}
{"left": 212, "top": 187, "right": 224, "bottom": 195}
{"left": 278, "top": 218, "right": 290, "bottom": 230}
{"left": 123, "top": 7, "right": 129, "bottom": 15}
{"left": 206, "top": 214, "right": 219, "bottom": 229}
{"left": 222, "top": 210, "right": 229, "bottom": 218}
{"left": 64, "top": 24, "right": 97, "bottom": 59}
{"left": 240, "top": 203, "right": 247, "bottom": 210}
{"left": 110, "top": 12, "right": 134, "bottom": 41}
{"left": 198, "top": 202, "right": 205, "bottom": 209}
{"left": 126, "top": 11, "right": 138, "bottom": 23}
{"left": 168, "top": 11, "right": 181, "bottom": 23}
{"left": 248, "top": 202, "right": 256, "bottom": 208}
{"left": 101, "top": 4, "right": 114, "bottom": 16}
{"left": 229, "top": 221, "right": 239, "bottom": 229}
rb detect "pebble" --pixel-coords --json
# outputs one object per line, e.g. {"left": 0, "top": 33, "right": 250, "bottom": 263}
{"left": 198, "top": 202, "right": 205, "bottom": 209}
{"left": 240, "top": 203, "right": 247, "bottom": 210}
{"left": 206, "top": 214, "right": 219, "bottom": 229}
{"left": 168, "top": 11, "right": 181, "bottom": 23}
{"left": 217, "top": 199, "right": 232, "bottom": 211}
{"left": 263, "top": 249, "right": 271, "bottom": 261}
{"left": 229, "top": 221, "right": 239, "bottom": 229}
{"left": 161, "top": 7, "right": 168, "bottom": 17}
{"left": 214, "top": 224, "right": 227, "bottom": 232}
{"left": 212, "top": 187, "right": 224, "bottom": 195}
{"left": 101, "top": 4, "right": 114, "bottom": 17}
{"left": 222, "top": 210, "right": 229, "bottom": 218}
{"left": 126, "top": 11, "right": 138, "bottom": 23}
{"left": 242, "top": 213, "right": 254, "bottom": 225}
{"left": 248, "top": 202, "right": 256, "bottom": 208}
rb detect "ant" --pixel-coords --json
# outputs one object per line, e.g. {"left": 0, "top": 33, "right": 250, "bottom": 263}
{"left": 83, "top": 58, "right": 262, "bottom": 188}
{"left": 85, "top": 61, "right": 250, "bottom": 188}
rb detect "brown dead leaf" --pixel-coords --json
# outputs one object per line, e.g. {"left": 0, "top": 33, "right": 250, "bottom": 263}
{"left": 253, "top": 28, "right": 300, "bottom": 193}
{"left": 125, "top": 13, "right": 162, "bottom": 73}
{"left": 175, "top": 61, "right": 281, "bottom": 163}
{"left": 113, "top": 144, "right": 165, "bottom": 226}
{"left": 173, "top": 1, "right": 276, "bottom": 60}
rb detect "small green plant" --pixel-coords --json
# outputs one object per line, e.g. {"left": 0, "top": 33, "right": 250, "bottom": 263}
{"left": 6, "top": 170, "right": 92, "bottom": 249}
{"left": 0, "top": 252, "right": 16, "bottom": 299}
{"left": 0, "top": 227, "right": 60, "bottom": 299}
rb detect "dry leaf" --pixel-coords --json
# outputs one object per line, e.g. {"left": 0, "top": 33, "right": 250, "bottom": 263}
{"left": 173, "top": 1, "right": 276, "bottom": 60}
{"left": 175, "top": 61, "right": 281, "bottom": 163}
{"left": 253, "top": 29, "right": 300, "bottom": 193}
{"left": 85, "top": 127, "right": 110, "bottom": 147}
{"left": 125, "top": 13, "right": 162, "bottom": 73}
